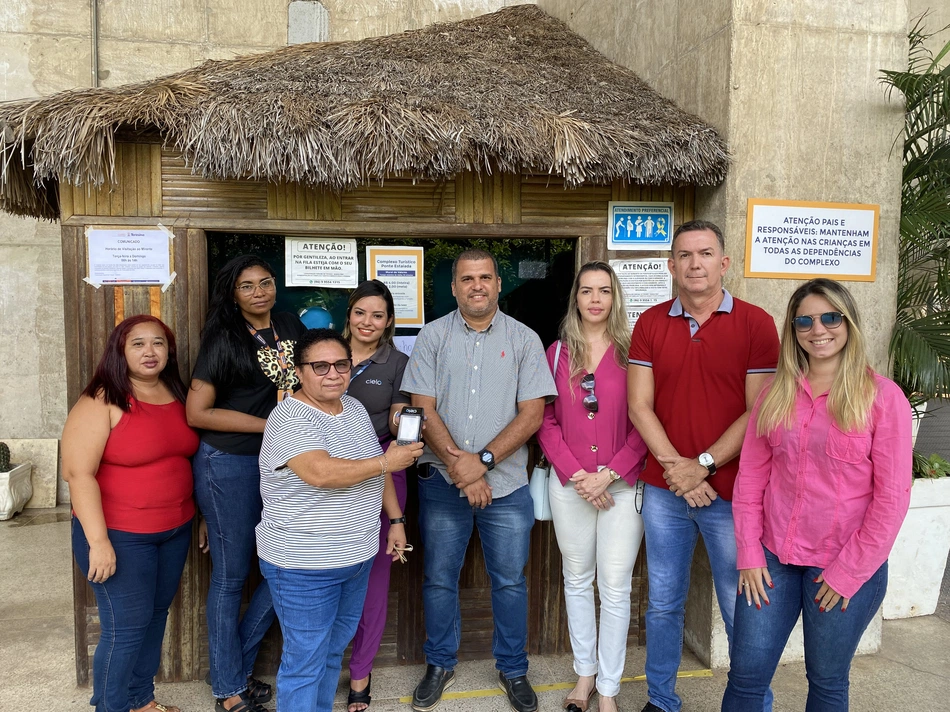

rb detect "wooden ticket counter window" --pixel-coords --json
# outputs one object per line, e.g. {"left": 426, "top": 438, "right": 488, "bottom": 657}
{"left": 63, "top": 141, "right": 696, "bottom": 684}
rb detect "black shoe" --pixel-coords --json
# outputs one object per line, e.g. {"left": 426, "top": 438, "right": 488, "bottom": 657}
{"left": 498, "top": 672, "right": 538, "bottom": 712}
{"left": 641, "top": 704, "right": 667, "bottom": 712}
{"left": 411, "top": 665, "right": 456, "bottom": 711}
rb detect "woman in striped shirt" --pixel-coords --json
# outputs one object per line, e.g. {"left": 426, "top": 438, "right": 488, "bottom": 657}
{"left": 256, "top": 328, "right": 423, "bottom": 712}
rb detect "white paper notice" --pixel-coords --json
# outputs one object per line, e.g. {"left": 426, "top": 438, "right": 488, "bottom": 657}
{"left": 366, "top": 246, "right": 425, "bottom": 328}
{"left": 745, "top": 199, "right": 879, "bottom": 281}
{"left": 86, "top": 228, "right": 171, "bottom": 286}
{"left": 285, "top": 238, "right": 358, "bottom": 287}
{"left": 610, "top": 258, "right": 672, "bottom": 329}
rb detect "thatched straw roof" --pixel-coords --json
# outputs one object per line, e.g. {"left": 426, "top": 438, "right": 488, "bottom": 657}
{"left": 0, "top": 4, "right": 728, "bottom": 220}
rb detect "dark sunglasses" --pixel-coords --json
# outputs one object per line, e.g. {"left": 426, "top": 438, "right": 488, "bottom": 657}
{"left": 300, "top": 359, "right": 352, "bottom": 376}
{"left": 792, "top": 311, "right": 844, "bottom": 332}
{"left": 580, "top": 373, "right": 598, "bottom": 413}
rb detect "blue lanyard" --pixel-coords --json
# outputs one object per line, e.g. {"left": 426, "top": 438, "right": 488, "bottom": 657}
{"left": 345, "top": 361, "right": 372, "bottom": 394}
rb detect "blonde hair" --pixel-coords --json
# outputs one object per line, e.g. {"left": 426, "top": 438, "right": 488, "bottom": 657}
{"left": 559, "top": 261, "right": 631, "bottom": 387}
{"left": 756, "top": 278, "right": 877, "bottom": 435}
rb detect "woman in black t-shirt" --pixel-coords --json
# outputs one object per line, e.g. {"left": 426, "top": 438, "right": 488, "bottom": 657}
{"left": 187, "top": 255, "right": 305, "bottom": 712}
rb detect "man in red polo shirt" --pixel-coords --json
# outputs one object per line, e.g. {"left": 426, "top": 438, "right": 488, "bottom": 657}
{"left": 627, "top": 220, "right": 779, "bottom": 712}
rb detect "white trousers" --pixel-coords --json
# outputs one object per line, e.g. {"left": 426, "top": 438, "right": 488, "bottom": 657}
{"left": 549, "top": 475, "right": 645, "bottom": 696}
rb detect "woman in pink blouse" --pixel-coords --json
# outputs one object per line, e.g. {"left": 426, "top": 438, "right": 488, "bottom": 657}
{"left": 538, "top": 261, "right": 647, "bottom": 712}
{"left": 723, "top": 278, "right": 911, "bottom": 711}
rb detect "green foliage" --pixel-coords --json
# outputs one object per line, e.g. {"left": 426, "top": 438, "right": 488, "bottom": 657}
{"left": 0, "top": 442, "right": 8, "bottom": 472}
{"left": 881, "top": 19, "right": 950, "bottom": 476}
{"left": 914, "top": 452, "right": 950, "bottom": 478}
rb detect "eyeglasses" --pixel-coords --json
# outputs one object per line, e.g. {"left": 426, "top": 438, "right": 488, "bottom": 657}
{"left": 580, "top": 373, "right": 598, "bottom": 413}
{"left": 300, "top": 359, "right": 352, "bottom": 376}
{"left": 792, "top": 311, "right": 844, "bottom": 332}
{"left": 236, "top": 278, "right": 277, "bottom": 295}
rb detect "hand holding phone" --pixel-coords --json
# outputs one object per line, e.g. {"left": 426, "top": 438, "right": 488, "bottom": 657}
{"left": 385, "top": 438, "right": 424, "bottom": 471}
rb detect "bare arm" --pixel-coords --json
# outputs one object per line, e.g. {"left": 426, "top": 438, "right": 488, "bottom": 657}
{"left": 61, "top": 396, "right": 116, "bottom": 583}
{"left": 186, "top": 378, "right": 267, "bottom": 433}
{"left": 387, "top": 404, "right": 403, "bottom": 437}
{"left": 627, "top": 364, "right": 680, "bottom": 462}
{"left": 486, "top": 397, "right": 546, "bottom": 463}
{"left": 447, "top": 397, "right": 546, "bottom": 488}
{"left": 381, "top": 470, "right": 408, "bottom": 560}
{"left": 661, "top": 372, "right": 774, "bottom": 498}
{"left": 287, "top": 439, "right": 423, "bottom": 489}
{"left": 411, "top": 394, "right": 460, "bottom": 467}
{"left": 704, "top": 373, "right": 772, "bottom": 467}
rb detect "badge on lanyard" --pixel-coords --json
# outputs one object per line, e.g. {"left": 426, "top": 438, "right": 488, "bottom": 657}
{"left": 247, "top": 322, "right": 294, "bottom": 402}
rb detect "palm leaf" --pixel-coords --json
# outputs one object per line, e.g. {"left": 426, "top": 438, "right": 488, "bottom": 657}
{"left": 883, "top": 17, "right": 950, "bottom": 475}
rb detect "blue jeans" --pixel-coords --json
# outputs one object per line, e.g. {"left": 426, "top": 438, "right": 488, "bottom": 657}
{"left": 722, "top": 547, "right": 887, "bottom": 711}
{"left": 193, "top": 440, "right": 276, "bottom": 699}
{"left": 72, "top": 518, "right": 191, "bottom": 712}
{"left": 418, "top": 467, "right": 534, "bottom": 676}
{"left": 261, "top": 558, "right": 373, "bottom": 712}
{"left": 640, "top": 483, "right": 752, "bottom": 712}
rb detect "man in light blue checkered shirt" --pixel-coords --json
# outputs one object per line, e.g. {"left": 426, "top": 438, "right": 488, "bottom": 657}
{"left": 401, "top": 249, "right": 556, "bottom": 712}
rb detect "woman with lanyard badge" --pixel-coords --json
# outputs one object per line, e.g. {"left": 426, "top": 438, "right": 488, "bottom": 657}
{"left": 340, "top": 280, "right": 412, "bottom": 712}
{"left": 187, "top": 255, "right": 306, "bottom": 712}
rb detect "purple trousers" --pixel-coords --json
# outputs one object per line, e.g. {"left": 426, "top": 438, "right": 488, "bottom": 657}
{"left": 348, "top": 468, "right": 408, "bottom": 680}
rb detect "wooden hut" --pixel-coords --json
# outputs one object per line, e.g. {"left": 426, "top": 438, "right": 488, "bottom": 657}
{"left": 0, "top": 5, "right": 727, "bottom": 684}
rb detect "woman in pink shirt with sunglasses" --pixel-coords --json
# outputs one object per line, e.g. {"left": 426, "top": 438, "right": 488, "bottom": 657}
{"left": 723, "top": 278, "right": 912, "bottom": 711}
{"left": 538, "top": 261, "right": 647, "bottom": 712}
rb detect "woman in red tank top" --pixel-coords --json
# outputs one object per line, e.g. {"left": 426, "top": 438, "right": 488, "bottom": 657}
{"left": 63, "top": 315, "right": 198, "bottom": 712}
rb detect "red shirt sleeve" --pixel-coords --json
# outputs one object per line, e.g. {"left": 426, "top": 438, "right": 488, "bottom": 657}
{"left": 746, "top": 306, "right": 780, "bottom": 373}
{"left": 628, "top": 306, "right": 656, "bottom": 366}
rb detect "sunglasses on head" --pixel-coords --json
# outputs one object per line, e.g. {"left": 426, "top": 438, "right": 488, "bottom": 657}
{"left": 792, "top": 311, "right": 844, "bottom": 332}
{"left": 580, "top": 373, "right": 598, "bottom": 413}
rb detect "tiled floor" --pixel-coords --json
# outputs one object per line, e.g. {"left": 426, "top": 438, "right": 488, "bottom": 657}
{"left": 3, "top": 508, "right": 949, "bottom": 711}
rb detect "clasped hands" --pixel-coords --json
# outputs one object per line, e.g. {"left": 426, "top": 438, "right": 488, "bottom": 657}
{"left": 658, "top": 455, "right": 717, "bottom": 508}
{"left": 445, "top": 445, "right": 492, "bottom": 508}
{"left": 571, "top": 469, "right": 616, "bottom": 510}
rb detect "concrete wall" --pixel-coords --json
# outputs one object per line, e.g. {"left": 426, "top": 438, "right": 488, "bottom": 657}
{"left": 0, "top": 0, "right": 535, "bottom": 454}
{"left": 910, "top": 2, "right": 950, "bottom": 57}
{"left": 539, "top": 0, "right": 909, "bottom": 666}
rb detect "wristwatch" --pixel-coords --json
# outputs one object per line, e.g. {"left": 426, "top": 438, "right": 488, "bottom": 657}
{"left": 698, "top": 452, "right": 717, "bottom": 476}
{"left": 478, "top": 448, "right": 496, "bottom": 471}
{"left": 606, "top": 468, "right": 621, "bottom": 481}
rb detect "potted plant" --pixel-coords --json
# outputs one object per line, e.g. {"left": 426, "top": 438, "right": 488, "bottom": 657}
{"left": 881, "top": 19, "right": 950, "bottom": 619}
{"left": 0, "top": 441, "right": 34, "bottom": 521}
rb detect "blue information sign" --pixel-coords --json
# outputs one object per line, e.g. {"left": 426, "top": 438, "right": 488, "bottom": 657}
{"left": 607, "top": 202, "right": 675, "bottom": 251}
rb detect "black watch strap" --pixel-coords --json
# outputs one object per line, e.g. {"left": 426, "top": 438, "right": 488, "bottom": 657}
{"left": 478, "top": 448, "right": 496, "bottom": 471}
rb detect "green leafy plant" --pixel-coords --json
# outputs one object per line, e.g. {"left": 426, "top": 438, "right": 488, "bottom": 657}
{"left": 881, "top": 19, "right": 950, "bottom": 477}
{"left": 915, "top": 452, "right": 950, "bottom": 478}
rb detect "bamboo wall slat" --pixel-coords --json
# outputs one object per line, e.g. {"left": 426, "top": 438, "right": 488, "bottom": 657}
{"left": 162, "top": 151, "right": 268, "bottom": 218}
{"left": 455, "top": 172, "right": 521, "bottom": 224}
{"left": 267, "top": 181, "right": 343, "bottom": 221}
{"left": 341, "top": 179, "right": 454, "bottom": 222}
{"left": 60, "top": 144, "right": 162, "bottom": 220}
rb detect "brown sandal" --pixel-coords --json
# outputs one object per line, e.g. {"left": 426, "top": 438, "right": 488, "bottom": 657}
{"left": 132, "top": 702, "right": 181, "bottom": 712}
{"left": 563, "top": 679, "right": 596, "bottom": 712}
